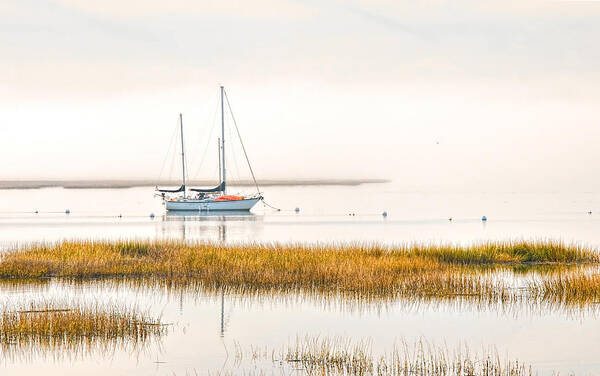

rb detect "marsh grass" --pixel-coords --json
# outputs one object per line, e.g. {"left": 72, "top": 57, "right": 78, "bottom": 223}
{"left": 406, "top": 241, "right": 594, "bottom": 264}
{"left": 0, "top": 240, "right": 598, "bottom": 306}
{"left": 244, "top": 336, "right": 533, "bottom": 376}
{"left": 1, "top": 240, "right": 594, "bottom": 278}
{"left": 4, "top": 276, "right": 595, "bottom": 324}
{"left": 529, "top": 273, "right": 600, "bottom": 307}
{"left": 0, "top": 300, "right": 166, "bottom": 360}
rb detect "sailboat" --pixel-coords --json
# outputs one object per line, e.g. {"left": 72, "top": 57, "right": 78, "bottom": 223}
{"left": 155, "top": 86, "right": 263, "bottom": 211}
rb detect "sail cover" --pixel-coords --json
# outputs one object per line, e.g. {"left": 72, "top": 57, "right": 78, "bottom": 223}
{"left": 156, "top": 185, "right": 185, "bottom": 193}
{"left": 190, "top": 181, "right": 225, "bottom": 193}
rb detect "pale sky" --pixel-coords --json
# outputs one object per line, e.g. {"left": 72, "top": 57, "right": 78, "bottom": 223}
{"left": 1, "top": 0, "right": 600, "bottom": 191}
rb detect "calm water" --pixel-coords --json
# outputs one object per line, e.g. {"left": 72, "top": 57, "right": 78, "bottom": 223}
{"left": 2, "top": 182, "right": 600, "bottom": 375}
{"left": 1, "top": 181, "right": 600, "bottom": 247}
{"left": 2, "top": 278, "right": 600, "bottom": 376}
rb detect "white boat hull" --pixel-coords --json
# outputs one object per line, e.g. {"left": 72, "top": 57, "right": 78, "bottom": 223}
{"left": 165, "top": 197, "right": 261, "bottom": 211}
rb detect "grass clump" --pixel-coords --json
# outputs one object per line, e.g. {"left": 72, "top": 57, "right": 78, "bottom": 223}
{"left": 250, "top": 336, "right": 533, "bottom": 376}
{"left": 0, "top": 300, "right": 165, "bottom": 357}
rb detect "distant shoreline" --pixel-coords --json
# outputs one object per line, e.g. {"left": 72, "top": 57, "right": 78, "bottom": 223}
{"left": 0, "top": 179, "right": 389, "bottom": 190}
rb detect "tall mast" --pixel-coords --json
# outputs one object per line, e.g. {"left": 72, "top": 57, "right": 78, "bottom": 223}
{"left": 217, "top": 137, "right": 222, "bottom": 183}
{"left": 179, "top": 113, "right": 186, "bottom": 197}
{"left": 220, "top": 86, "right": 226, "bottom": 194}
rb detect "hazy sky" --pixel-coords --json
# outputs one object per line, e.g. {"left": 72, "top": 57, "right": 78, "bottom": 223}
{"left": 2, "top": 0, "right": 600, "bottom": 190}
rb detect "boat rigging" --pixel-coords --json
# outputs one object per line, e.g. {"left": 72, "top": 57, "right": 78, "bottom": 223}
{"left": 155, "top": 86, "right": 263, "bottom": 211}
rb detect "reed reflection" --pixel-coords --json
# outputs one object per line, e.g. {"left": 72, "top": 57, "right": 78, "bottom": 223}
{"left": 1, "top": 273, "right": 598, "bottom": 325}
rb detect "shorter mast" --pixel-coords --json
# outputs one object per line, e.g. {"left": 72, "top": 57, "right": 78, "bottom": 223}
{"left": 179, "top": 113, "right": 187, "bottom": 197}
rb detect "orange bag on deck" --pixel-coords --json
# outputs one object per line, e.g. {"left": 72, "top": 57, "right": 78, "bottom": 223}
{"left": 215, "top": 195, "right": 244, "bottom": 201}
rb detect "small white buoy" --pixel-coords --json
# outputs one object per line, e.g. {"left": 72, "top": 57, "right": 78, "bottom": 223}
{"left": 150, "top": 213, "right": 155, "bottom": 219}
{"left": 65, "top": 209, "right": 70, "bottom": 215}
{"left": 481, "top": 216, "right": 487, "bottom": 222}
{"left": 294, "top": 207, "right": 300, "bottom": 213}
{"left": 382, "top": 211, "right": 388, "bottom": 218}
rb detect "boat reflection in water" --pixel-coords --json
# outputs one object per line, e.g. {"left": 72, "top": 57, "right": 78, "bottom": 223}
{"left": 161, "top": 210, "right": 259, "bottom": 336}
{"left": 160, "top": 210, "right": 261, "bottom": 242}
